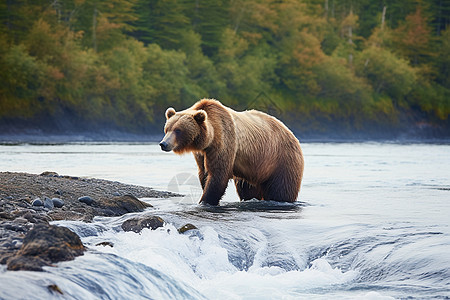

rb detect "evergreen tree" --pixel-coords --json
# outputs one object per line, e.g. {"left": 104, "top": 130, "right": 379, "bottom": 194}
{"left": 131, "top": 0, "right": 190, "bottom": 49}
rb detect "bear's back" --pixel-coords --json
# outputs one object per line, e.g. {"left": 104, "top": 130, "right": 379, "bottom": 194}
{"left": 230, "top": 108, "right": 302, "bottom": 183}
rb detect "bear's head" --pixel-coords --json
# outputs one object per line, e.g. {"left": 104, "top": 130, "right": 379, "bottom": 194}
{"left": 159, "top": 107, "right": 210, "bottom": 154}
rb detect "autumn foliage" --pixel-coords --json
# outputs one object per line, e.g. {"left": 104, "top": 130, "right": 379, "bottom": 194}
{"left": 0, "top": 0, "right": 449, "bottom": 137}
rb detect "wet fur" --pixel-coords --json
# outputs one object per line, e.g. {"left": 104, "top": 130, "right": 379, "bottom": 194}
{"left": 162, "top": 99, "right": 304, "bottom": 205}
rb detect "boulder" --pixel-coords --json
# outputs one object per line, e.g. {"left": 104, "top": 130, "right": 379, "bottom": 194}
{"left": 95, "top": 241, "right": 114, "bottom": 247}
{"left": 78, "top": 196, "right": 94, "bottom": 205}
{"left": 121, "top": 215, "right": 165, "bottom": 233}
{"left": 178, "top": 223, "right": 198, "bottom": 234}
{"left": 6, "top": 224, "right": 85, "bottom": 271}
{"left": 97, "top": 195, "right": 152, "bottom": 216}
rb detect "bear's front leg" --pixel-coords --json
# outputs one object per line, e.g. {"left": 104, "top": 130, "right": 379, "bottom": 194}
{"left": 199, "top": 174, "right": 229, "bottom": 205}
{"left": 194, "top": 153, "right": 208, "bottom": 190}
{"left": 199, "top": 150, "right": 232, "bottom": 205}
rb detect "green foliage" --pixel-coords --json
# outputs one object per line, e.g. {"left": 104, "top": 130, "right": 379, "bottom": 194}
{"left": 0, "top": 44, "right": 45, "bottom": 118}
{"left": 355, "top": 46, "right": 417, "bottom": 101}
{"left": 131, "top": 0, "right": 190, "bottom": 49}
{"left": 192, "top": 0, "right": 230, "bottom": 57}
{"left": 0, "top": 0, "right": 448, "bottom": 134}
{"left": 410, "top": 82, "right": 450, "bottom": 121}
{"left": 143, "top": 43, "right": 188, "bottom": 108}
{"left": 436, "top": 28, "right": 450, "bottom": 88}
{"left": 217, "top": 28, "right": 276, "bottom": 107}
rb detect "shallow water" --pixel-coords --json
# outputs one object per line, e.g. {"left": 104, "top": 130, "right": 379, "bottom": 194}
{"left": 0, "top": 143, "right": 449, "bottom": 299}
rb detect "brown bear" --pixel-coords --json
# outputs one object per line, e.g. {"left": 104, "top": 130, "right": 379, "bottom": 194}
{"left": 159, "top": 99, "right": 304, "bottom": 206}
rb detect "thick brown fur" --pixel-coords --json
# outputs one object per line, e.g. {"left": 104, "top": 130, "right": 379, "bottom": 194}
{"left": 160, "top": 99, "right": 304, "bottom": 205}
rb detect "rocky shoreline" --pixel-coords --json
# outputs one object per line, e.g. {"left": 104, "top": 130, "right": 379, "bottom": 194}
{"left": 0, "top": 171, "right": 180, "bottom": 271}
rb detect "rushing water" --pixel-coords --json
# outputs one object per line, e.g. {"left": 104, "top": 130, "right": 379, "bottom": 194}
{"left": 0, "top": 142, "right": 449, "bottom": 299}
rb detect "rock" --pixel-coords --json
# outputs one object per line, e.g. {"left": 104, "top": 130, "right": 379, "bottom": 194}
{"left": 178, "top": 224, "right": 198, "bottom": 234}
{"left": 0, "top": 211, "right": 13, "bottom": 220}
{"left": 20, "top": 211, "right": 36, "bottom": 223}
{"left": 32, "top": 198, "right": 43, "bottom": 207}
{"left": 11, "top": 239, "right": 23, "bottom": 249}
{"left": 4, "top": 221, "right": 29, "bottom": 232}
{"left": 95, "top": 241, "right": 114, "bottom": 247}
{"left": 13, "top": 217, "right": 28, "bottom": 224}
{"left": 121, "top": 215, "right": 165, "bottom": 233}
{"left": 48, "top": 210, "right": 87, "bottom": 222}
{"left": 48, "top": 284, "right": 64, "bottom": 295}
{"left": 43, "top": 197, "right": 54, "bottom": 209}
{"left": 78, "top": 196, "right": 94, "bottom": 205}
{"left": 97, "top": 195, "right": 152, "bottom": 216}
{"left": 6, "top": 224, "right": 85, "bottom": 271}
{"left": 40, "top": 171, "right": 59, "bottom": 177}
{"left": 52, "top": 198, "right": 64, "bottom": 208}
{"left": 0, "top": 171, "right": 179, "bottom": 270}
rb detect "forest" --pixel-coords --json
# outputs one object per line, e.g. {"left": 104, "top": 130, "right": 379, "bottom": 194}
{"left": 1, "top": 0, "right": 449, "bottom": 139}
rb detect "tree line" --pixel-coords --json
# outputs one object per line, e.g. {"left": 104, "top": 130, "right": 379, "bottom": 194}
{"left": 1, "top": 0, "right": 449, "bottom": 137}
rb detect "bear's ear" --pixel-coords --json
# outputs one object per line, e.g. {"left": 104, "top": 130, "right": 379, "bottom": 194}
{"left": 193, "top": 110, "right": 207, "bottom": 124}
{"left": 165, "top": 107, "right": 176, "bottom": 119}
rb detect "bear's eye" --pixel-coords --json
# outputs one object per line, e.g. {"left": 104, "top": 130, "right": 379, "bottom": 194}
{"left": 174, "top": 129, "right": 182, "bottom": 134}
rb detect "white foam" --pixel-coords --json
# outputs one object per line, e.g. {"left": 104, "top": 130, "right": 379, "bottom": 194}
{"left": 359, "top": 291, "right": 396, "bottom": 300}
{"left": 87, "top": 223, "right": 358, "bottom": 299}
{"left": 198, "top": 259, "right": 357, "bottom": 299}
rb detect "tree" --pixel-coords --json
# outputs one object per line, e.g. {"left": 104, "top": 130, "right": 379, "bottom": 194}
{"left": 392, "top": 6, "right": 434, "bottom": 65}
{"left": 216, "top": 27, "right": 277, "bottom": 107}
{"left": 58, "top": 0, "right": 137, "bottom": 51}
{"left": 356, "top": 46, "right": 417, "bottom": 103}
{"left": 178, "top": 30, "right": 225, "bottom": 105}
{"left": 193, "top": 0, "right": 230, "bottom": 57}
{"left": 436, "top": 27, "right": 450, "bottom": 88}
{"left": 0, "top": 44, "right": 45, "bottom": 118}
{"left": 131, "top": 0, "right": 190, "bottom": 49}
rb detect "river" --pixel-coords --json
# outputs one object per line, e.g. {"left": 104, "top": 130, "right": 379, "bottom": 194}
{"left": 0, "top": 142, "right": 449, "bottom": 299}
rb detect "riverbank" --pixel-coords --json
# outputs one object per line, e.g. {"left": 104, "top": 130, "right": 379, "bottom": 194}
{"left": 0, "top": 172, "right": 178, "bottom": 271}
{"left": 0, "top": 131, "right": 449, "bottom": 145}
{"left": 1, "top": 111, "right": 449, "bottom": 145}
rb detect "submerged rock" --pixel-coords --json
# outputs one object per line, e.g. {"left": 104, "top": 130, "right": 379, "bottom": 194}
{"left": 121, "top": 215, "right": 165, "bottom": 233}
{"left": 95, "top": 241, "right": 114, "bottom": 247}
{"left": 6, "top": 224, "right": 85, "bottom": 271}
{"left": 178, "top": 224, "right": 198, "bottom": 234}
{"left": 48, "top": 284, "right": 64, "bottom": 295}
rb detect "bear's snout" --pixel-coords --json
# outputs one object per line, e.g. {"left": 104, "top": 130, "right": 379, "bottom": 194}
{"left": 159, "top": 141, "right": 171, "bottom": 152}
{"left": 160, "top": 131, "right": 177, "bottom": 152}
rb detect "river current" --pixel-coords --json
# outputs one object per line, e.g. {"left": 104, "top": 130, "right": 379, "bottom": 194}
{"left": 0, "top": 142, "right": 449, "bottom": 299}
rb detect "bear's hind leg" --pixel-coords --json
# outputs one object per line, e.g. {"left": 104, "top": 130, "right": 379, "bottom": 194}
{"left": 234, "top": 178, "right": 263, "bottom": 201}
{"left": 262, "top": 171, "right": 300, "bottom": 203}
